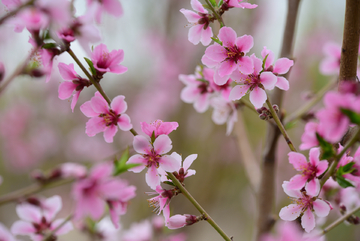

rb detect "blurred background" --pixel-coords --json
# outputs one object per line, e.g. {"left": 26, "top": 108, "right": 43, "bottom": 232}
{"left": 0, "top": 0, "right": 358, "bottom": 240}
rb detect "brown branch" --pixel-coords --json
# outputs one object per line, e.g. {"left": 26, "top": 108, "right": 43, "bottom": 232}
{"left": 339, "top": 0, "right": 360, "bottom": 83}
{"left": 254, "top": 1, "right": 301, "bottom": 240}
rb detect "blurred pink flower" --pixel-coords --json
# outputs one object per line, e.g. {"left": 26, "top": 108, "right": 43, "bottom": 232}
{"left": 91, "top": 43, "right": 127, "bottom": 76}
{"left": 286, "top": 148, "right": 328, "bottom": 196}
{"left": 141, "top": 120, "right": 179, "bottom": 139}
{"left": 11, "top": 195, "right": 73, "bottom": 241}
{"left": 86, "top": 0, "right": 123, "bottom": 23}
{"left": 261, "top": 46, "right": 294, "bottom": 91}
{"left": 72, "top": 162, "right": 136, "bottom": 227}
{"left": 299, "top": 122, "right": 326, "bottom": 150}
{"left": 165, "top": 214, "right": 198, "bottom": 230}
{"left": 204, "top": 27, "right": 254, "bottom": 85}
{"left": 319, "top": 42, "right": 341, "bottom": 75}
{"left": 223, "top": 0, "right": 257, "bottom": 9}
{"left": 0, "top": 223, "right": 17, "bottom": 241}
{"left": 122, "top": 219, "right": 153, "bottom": 241}
{"left": 210, "top": 95, "right": 238, "bottom": 135}
{"left": 80, "top": 91, "right": 132, "bottom": 143}
{"left": 229, "top": 54, "right": 277, "bottom": 108}
{"left": 279, "top": 181, "right": 331, "bottom": 233}
{"left": 60, "top": 162, "right": 87, "bottom": 179}
{"left": 127, "top": 134, "right": 180, "bottom": 189}
{"left": 180, "top": 0, "right": 213, "bottom": 46}
{"left": 58, "top": 63, "right": 90, "bottom": 112}
{"left": 147, "top": 185, "right": 174, "bottom": 216}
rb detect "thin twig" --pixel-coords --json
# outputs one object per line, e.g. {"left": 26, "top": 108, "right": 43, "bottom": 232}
{"left": 0, "top": 0, "right": 34, "bottom": 26}
{"left": 167, "top": 172, "right": 232, "bottom": 241}
{"left": 204, "top": 0, "right": 225, "bottom": 27}
{"left": 42, "top": 214, "right": 73, "bottom": 241}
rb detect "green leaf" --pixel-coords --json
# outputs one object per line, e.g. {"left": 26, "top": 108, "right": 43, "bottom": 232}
{"left": 84, "top": 57, "right": 96, "bottom": 76}
{"left": 342, "top": 162, "right": 355, "bottom": 173}
{"left": 114, "top": 147, "right": 133, "bottom": 176}
{"left": 208, "top": 0, "right": 217, "bottom": 7}
{"left": 262, "top": 54, "right": 269, "bottom": 71}
{"left": 42, "top": 43, "right": 57, "bottom": 49}
{"left": 336, "top": 175, "right": 355, "bottom": 188}
{"left": 211, "top": 37, "right": 223, "bottom": 45}
{"left": 218, "top": 0, "right": 223, "bottom": 7}
{"left": 284, "top": 120, "right": 297, "bottom": 130}
{"left": 202, "top": 4, "right": 212, "bottom": 11}
{"left": 163, "top": 181, "right": 175, "bottom": 186}
{"left": 316, "top": 133, "right": 335, "bottom": 159}
{"left": 151, "top": 131, "right": 156, "bottom": 144}
{"left": 340, "top": 108, "right": 360, "bottom": 124}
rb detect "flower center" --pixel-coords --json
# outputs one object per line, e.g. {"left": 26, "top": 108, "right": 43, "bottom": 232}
{"left": 99, "top": 110, "right": 120, "bottom": 126}
{"left": 302, "top": 163, "right": 317, "bottom": 180}
{"left": 145, "top": 149, "right": 161, "bottom": 168}
{"left": 33, "top": 217, "right": 51, "bottom": 234}
{"left": 225, "top": 46, "right": 244, "bottom": 63}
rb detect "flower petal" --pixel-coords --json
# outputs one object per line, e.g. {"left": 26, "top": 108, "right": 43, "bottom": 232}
{"left": 58, "top": 81, "right": 76, "bottom": 100}
{"left": 11, "top": 221, "right": 36, "bottom": 235}
{"left": 205, "top": 44, "right": 227, "bottom": 62}
{"left": 249, "top": 87, "right": 266, "bottom": 109}
{"left": 313, "top": 199, "right": 330, "bottom": 217}
{"left": 111, "top": 95, "right": 127, "bottom": 114}
{"left": 117, "top": 114, "right": 132, "bottom": 131}
{"left": 133, "top": 135, "right": 152, "bottom": 154}
{"left": 218, "top": 27, "right": 237, "bottom": 47}
{"left": 273, "top": 58, "right": 294, "bottom": 74}
{"left": 305, "top": 178, "right": 320, "bottom": 197}
{"left": 16, "top": 204, "right": 41, "bottom": 223}
{"left": 103, "top": 125, "right": 118, "bottom": 143}
{"left": 287, "top": 174, "right": 308, "bottom": 190}
{"left": 259, "top": 72, "right": 277, "bottom": 90}
{"left": 127, "top": 154, "right": 147, "bottom": 173}
{"left": 153, "top": 135, "right": 172, "bottom": 154}
{"left": 229, "top": 85, "right": 250, "bottom": 101}
{"left": 158, "top": 155, "right": 180, "bottom": 172}
{"left": 183, "top": 154, "right": 197, "bottom": 171}
{"left": 235, "top": 34, "right": 253, "bottom": 53}
{"left": 301, "top": 208, "right": 315, "bottom": 233}
{"left": 279, "top": 204, "right": 302, "bottom": 221}
{"left": 288, "top": 152, "right": 308, "bottom": 171}
{"left": 146, "top": 165, "right": 160, "bottom": 189}
{"left": 275, "top": 76, "right": 289, "bottom": 91}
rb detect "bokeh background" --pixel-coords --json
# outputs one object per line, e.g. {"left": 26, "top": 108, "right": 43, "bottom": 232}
{"left": 0, "top": 0, "right": 358, "bottom": 240}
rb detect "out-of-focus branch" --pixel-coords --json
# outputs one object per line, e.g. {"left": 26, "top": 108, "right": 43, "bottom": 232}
{"left": 254, "top": 1, "right": 301, "bottom": 240}
{"left": 0, "top": 0, "right": 34, "bottom": 26}
{"left": 339, "top": 0, "right": 360, "bottom": 83}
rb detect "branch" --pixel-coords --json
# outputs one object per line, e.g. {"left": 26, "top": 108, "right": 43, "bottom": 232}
{"left": 339, "top": 0, "right": 360, "bottom": 83}
{"left": 0, "top": 0, "right": 34, "bottom": 26}
{"left": 254, "top": 1, "right": 301, "bottom": 240}
{"left": 167, "top": 172, "right": 232, "bottom": 241}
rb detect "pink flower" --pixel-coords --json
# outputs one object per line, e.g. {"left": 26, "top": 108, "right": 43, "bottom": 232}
{"left": 299, "top": 122, "right": 326, "bottom": 150}
{"left": 261, "top": 46, "right": 294, "bottom": 91}
{"left": 127, "top": 135, "right": 180, "bottom": 189}
{"left": 210, "top": 96, "right": 238, "bottom": 135}
{"left": 316, "top": 91, "right": 360, "bottom": 143}
{"left": 279, "top": 181, "right": 331, "bottom": 233}
{"left": 179, "top": 67, "right": 215, "bottom": 113}
{"left": 223, "top": 0, "right": 257, "bottom": 9}
{"left": 86, "top": 0, "right": 123, "bottom": 23}
{"left": 58, "top": 63, "right": 91, "bottom": 112}
{"left": 165, "top": 214, "right": 198, "bottom": 230}
{"left": 203, "top": 27, "right": 254, "bottom": 85}
{"left": 0, "top": 223, "right": 17, "bottom": 241}
{"left": 261, "top": 221, "right": 324, "bottom": 241}
{"left": 165, "top": 152, "right": 197, "bottom": 183}
{"left": 80, "top": 91, "right": 132, "bottom": 143}
{"left": 141, "top": 120, "right": 179, "bottom": 139}
{"left": 180, "top": 0, "right": 213, "bottom": 46}
{"left": 122, "top": 219, "right": 153, "bottom": 241}
{"left": 91, "top": 43, "right": 127, "bottom": 76}
{"left": 11, "top": 196, "right": 73, "bottom": 241}
{"left": 59, "top": 162, "right": 87, "bottom": 179}
{"left": 286, "top": 148, "right": 328, "bottom": 196}
{"left": 319, "top": 42, "right": 341, "bottom": 75}
{"left": 147, "top": 185, "right": 175, "bottom": 216}
{"left": 72, "top": 162, "right": 136, "bottom": 227}
{"left": 229, "top": 54, "right": 277, "bottom": 108}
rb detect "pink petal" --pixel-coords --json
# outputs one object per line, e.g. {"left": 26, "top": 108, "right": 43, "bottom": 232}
{"left": 279, "top": 204, "right": 302, "bottom": 221}
{"left": 218, "top": 27, "right": 237, "bottom": 47}
{"left": 319, "top": 59, "right": 339, "bottom": 75}
{"left": 133, "top": 135, "right": 152, "bottom": 154}
{"left": 249, "top": 87, "right": 266, "bottom": 109}
{"left": 102, "top": 0, "right": 123, "bottom": 17}
{"left": 313, "top": 199, "right": 330, "bottom": 217}
{"left": 91, "top": 96, "right": 109, "bottom": 114}
{"left": 191, "top": 0, "right": 207, "bottom": 13}
{"left": 218, "top": 60, "right": 237, "bottom": 77}
{"left": 170, "top": 152, "right": 183, "bottom": 167}
{"left": 205, "top": 44, "right": 227, "bottom": 62}
{"left": 213, "top": 70, "right": 231, "bottom": 85}
{"left": 288, "top": 152, "right": 308, "bottom": 171}
{"left": 259, "top": 72, "right": 277, "bottom": 90}
{"left": 235, "top": 34, "right": 253, "bottom": 53}
{"left": 90, "top": 162, "right": 113, "bottom": 180}
{"left": 58, "top": 81, "right": 76, "bottom": 100}
{"left": 251, "top": 54, "right": 262, "bottom": 74}
{"left": 83, "top": 196, "right": 105, "bottom": 220}
{"left": 146, "top": 165, "right": 160, "bottom": 189}
{"left": 275, "top": 76, "right": 289, "bottom": 91}
{"left": 305, "top": 178, "right": 320, "bottom": 197}
{"left": 181, "top": 86, "right": 200, "bottom": 103}
{"left": 282, "top": 181, "right": 303, "bottom": 198}
{"left": 85, "top": 117, "right": 106, "bottom": 136}
{"left": 287, "top": 174, "right": 308, "bottom": 190}
{"left": 117, "top": 114, "right": 132, "bottom": 131}
{"left": 80, "top": 101, "right": 98, "bottom": 117}
{"left": 111, "top": 95, "right": 127, "bottom": 114}
{"left": 16, "top": 204, "right": 41, "bottom": 223}
{"left": 11, "top": 221, "right": 36, "bottom": 235}
{"left": 70, "top": 90, "right": 81, "bottom": 112}
{"left": 229, "top": 85, "right": 250, "bottom": 101}
{"left": 261, "top": 46, "right": 274, "bottom": 69}
{"left": 194, "top": 93, "right": 210, "bottom": 113}
{"left": 42, "top": 195, "right": 62, "bottom": 221}
{"left": 237, "top": 56, "right": 253, "bottom": 75}
{"left": 158, "top": 155, "right": 180, "bottom": 172}
{"left": 167, "top": 215, "right": 187, "bottom": 229}
{"left": 301, "top": 208, "right": 315, "bottom": 233}
{"left": 309, "top": 148, "right": 321, "bottom": 166}
{"left": 273, "top": 58, "right": 294, "bottom": 74}
{"left": 179, "top": 9, "right": 201, "bottom": 23}
{"left": 52, "top": 219, "right": 73, "bottom": 235}
{"left": 185, "top": 169, "right": 196, "bottom": 177}
{"left": 201, "top": 54, "right": 218, "bottom": 68}
{"left": 316, "top": 161, "right": 329, "bottom": 176}
{"left": 183, "top": 154, "right": 197, "bottom": 171}
{"left": 127, "top": 154, "right": 147, "bottom": 173}
{"left": 201, "top": 26, "right": 213, "bottom": 46}
{"left": 103, "top": 125, "right": 118, "bottom": 143}
{"left": 58, "top": 63, "right": 77, "bottom": 81}
{"left": 188, "top": 24, "right": 203, "bottom": 45}
{"left": 153, "top": 135, "right": 173, "bottom": 154}
{"left": 109, "top": 65, "right": 127, "bottom": 74}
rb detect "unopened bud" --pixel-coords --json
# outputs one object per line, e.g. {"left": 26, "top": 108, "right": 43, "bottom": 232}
{"left": 272, "top": 104, "right": 279, "bottom": 113}
{"left": 256, "top": 108, "right": 262, "bottom": 114}
{"left": 26, "top": 197, "right": 41, "bottom": 206}
{"left": 259, "top": 113, "right": 267, "bottom": 120}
